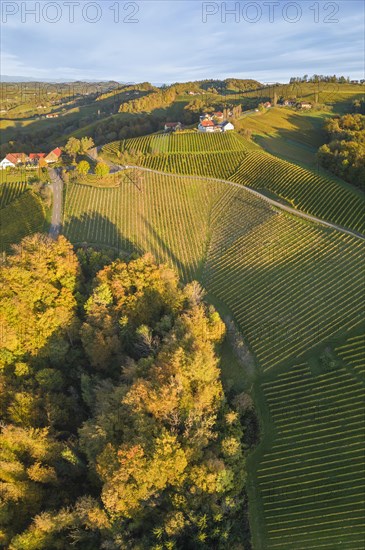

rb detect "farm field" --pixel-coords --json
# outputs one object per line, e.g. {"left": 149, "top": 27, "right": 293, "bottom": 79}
{"left": 230, "top": 150, "right": 365, "bottom": 234}
{"left": 63, "top": 171, "right": 226, "bottom": 282}
{"left": 103, "top": 132, "right": 365, "bottom": 235}
{"left": 0, "top": 190, "right": 46, "bottom": 252}
{"left": 61, "top": 162, "right": 365, "bottom": 549}
{"left": 249, "top": 341, "right": 365, "bottom": 550}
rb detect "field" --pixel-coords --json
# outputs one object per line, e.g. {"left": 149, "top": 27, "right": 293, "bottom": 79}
{"left": 63, "top": 164, "right": 365, "bottom": 548}
{"left": 63, "top": 171, "right": 226, "bottom": 282}
{"left": 249, "top": 343, "right": 364, "bottom": 549}
{"left": 102, "top": 132, "right": 365, "bottom": 235}
{"left": 230, "top": 150, "right": 365, "bottom": 234}
{"left": 0, "top": 190, "right": 46, "bottom": 252}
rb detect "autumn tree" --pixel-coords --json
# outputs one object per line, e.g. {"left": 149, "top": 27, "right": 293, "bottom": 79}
{"left": 95, "top": 162, "right": 110, "bottom": 178}
{"left": 76, "top": 160, "right": 90, "bottom": 176}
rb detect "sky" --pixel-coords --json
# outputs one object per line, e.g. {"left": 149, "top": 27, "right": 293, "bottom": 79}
{"left": 1, "top": 0, "right": 364, "bottom": 83}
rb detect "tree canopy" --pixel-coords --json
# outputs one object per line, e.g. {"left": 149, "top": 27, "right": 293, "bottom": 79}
{"left": 0, "top": 236, "right": 254, "bottom": 549}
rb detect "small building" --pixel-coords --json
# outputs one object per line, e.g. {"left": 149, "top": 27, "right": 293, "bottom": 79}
{"left": 198, "top": 119, "right": 215, "bottom": 132}
{"left": 264, "top": 102, "right": 271, "bottom": 108}
{"left": 45, "top": 147, "right": 62, "bottom": 164}
{"left": 0, "top": 157, "right": 16, "bottom": 170}
{"left": 213, "top": 111, "right": 224, "bottom": 120}
{"left": 199, "top": 113, "right": 213, "bottom": 122}
{"left": 164, "top": 122, "right": 182, "bottom": 132}
{"left": 29, "top": 153, "right": 46, "bottom": 166}
{"left": 220, "top": 121, "right": 235, "bottom": 132}
{"left": 297, "top": 102, "right": 312, "bottom": 109}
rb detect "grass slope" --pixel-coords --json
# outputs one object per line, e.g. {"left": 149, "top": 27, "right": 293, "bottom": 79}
{"left": 248, "top": 329, "right": 365, "bottom": 549}
{"left": 0, "top": 191, "right": 46, "bottom": 252}
{"left": 63, "top": 143, "right": 365, "bottom": 549}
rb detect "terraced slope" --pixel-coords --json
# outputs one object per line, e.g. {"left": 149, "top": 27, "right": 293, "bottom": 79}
{"left": 0, "top": 191, "right": 45, "bottom": 252}
{"left": 103, "top": 132, "right": 365, "bottom": 235}
{"left": 336, "top": 334, "right": 365, "bottom": 377}
{"left": 63, "top": 172, "right": 227, "bottom": 282}
{"left": 230, "top": 151, "right": 365, "bottom": 234}
{"left": 204, "top": 188, "right": 365, "bottom": 371}
{"left": 250, "top": 344, "right": 365, "bottom": 549}
{"left": 0, "top": 182, "right": 28, "bottom": 208}
{"left": 138, "top": 151, "right": 248, "bottom": 180}
{"left": 102, "top": 131, "right": 251, "bottom": 158}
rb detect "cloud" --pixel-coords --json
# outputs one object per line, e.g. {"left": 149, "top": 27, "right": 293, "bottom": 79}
{"left": 1, "top": 0, "right": 363, "bottom": 82}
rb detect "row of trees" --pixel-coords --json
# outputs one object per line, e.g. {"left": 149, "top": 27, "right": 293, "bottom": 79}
{"left": 289, "top": 75, "right": 357, "bottom": 84}
{"left": 317, "top": 113, "right": 365, "bottom": 190}
{"left": 0, "top": 235, "right": 255, "bottom": 549}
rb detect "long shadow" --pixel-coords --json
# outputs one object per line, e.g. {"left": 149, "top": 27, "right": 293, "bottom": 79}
{"left": 142, "top": 216, "right": 188, "bottom": 278}
{"left": 63, "top": 211, "right": 141, "bottom": 257}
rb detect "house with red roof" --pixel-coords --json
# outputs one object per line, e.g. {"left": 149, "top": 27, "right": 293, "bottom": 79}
{"left": 198, "top": 119, "right": 216, "bottom": 132}
{"left": 164, "top": 122, "right": 183, "bottom": 132}
{"left": 45, "top": 147, "right": 62, "bottom": 164}
{"left": 0, "top": 153, "right": 28, "bottom": 170}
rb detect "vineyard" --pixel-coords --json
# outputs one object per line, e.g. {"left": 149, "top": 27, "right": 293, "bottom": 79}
{"left": 63, "top": 166, "right": 365, "bottom": 549}
{"left": 102, "top": 131, "right": 252, "bottom": 159}
{"left": 0, "top": 191, "right": 46, "bottom": 252}
{"left": 0, "top": 181, "right": 28, "bottom": 208}
{"left": 102, "top": 132, "right": 365, "bottom": 236}
{"left": 63, "top": 172, "right": 226, "bottom": 282}
{"left": 251, "top": 342, "right": 365, "bottom": 549}
{"left": 138, "top": 151, "right": 248, "bottom": 180}
{"left": 230, "top": 151, "right": 365, "bottom": 234}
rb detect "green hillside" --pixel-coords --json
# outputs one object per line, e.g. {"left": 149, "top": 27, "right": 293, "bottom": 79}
{"left": 0, "top": 190, "right": 46, "bottom": 252}
{"left": 102, "top": 132, "right": 365, "bottom": 235}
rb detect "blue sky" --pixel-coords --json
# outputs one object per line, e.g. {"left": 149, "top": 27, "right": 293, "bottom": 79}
{"left": 1, "top": 0, "right": 364, "bottom": 83}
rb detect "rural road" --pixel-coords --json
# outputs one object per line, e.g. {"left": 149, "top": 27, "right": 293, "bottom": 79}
{"left": 48, "top": 167, "right": 63, "bottom": 239}
{"left": 51, "top": 152, "right": 365, "bottom": 243}
{"left": 120, "top": 164, "right": 365, "bottom": 242}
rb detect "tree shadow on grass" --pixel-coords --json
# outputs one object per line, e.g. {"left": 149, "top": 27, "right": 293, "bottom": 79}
{"left": 63, "top": 211, "right": 141, "bottom": 257}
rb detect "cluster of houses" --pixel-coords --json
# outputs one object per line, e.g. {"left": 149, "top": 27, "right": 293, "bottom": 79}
{"left": 197, "top": 112, "right": 234, "bottom": 133}
{"left": 163, "top": 113, "right": 234, "bottom": 134}
{"left": 0, "top": 148, "right": 62, "bottom": 170}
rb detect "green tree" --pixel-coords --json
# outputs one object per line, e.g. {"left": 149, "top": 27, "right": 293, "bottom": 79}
{"left": 80, "top": 136, "right": 95, "bottom": 155}
{"left": 64, "top": 137, "right": 80, "bottom": 163}
{"left": 95, "top": 162, "right": 110, "bottom": 178}
{"left": 76, "top": 160, "right": 90, "bottom": 176}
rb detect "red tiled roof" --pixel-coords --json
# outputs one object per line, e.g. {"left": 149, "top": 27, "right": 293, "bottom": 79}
{"left": 201, "top": 120, "right": 215, "bottom": 127}
{"left": 214, "top": 111, "right": 223, "bottom": 116}
{"left": 29, "top": 153, "right": 46, "bottom": 160}
{"left": 6, "top": 153, "right": 24, "bottom": 163}
{"left": 51, "top": 147, "right": 62, "bottom": 157}
{"left": 165, "top": 122, "right": 180, "bottom": 127}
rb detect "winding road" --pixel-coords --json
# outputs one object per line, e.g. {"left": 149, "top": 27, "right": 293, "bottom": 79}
{"left": 51, "top": 154, "right": 365, "bottom": 243}
{"left": 117, "top": 164, "right": 365, "bottom": 242}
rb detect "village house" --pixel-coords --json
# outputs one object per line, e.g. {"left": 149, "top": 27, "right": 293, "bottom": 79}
{"left": 297, "top": 101, "right": 312, "bottom": 109}
{"left": 198, "top": 118, "right": 234, "bottom": 133}
{"left": 28, "top": 153, "right": 46, "bottom": 167}
{"left": 164, "top": 122, "right": 183, "bottom": 132}
{"left": 45, "top": 147, "right": 62, "bottom": 163}
{"left": 220, "top": 121, "right": 234, "bottom": 132}
{"left": 0, "top": 153, "right": 27, "bottom": 170}
{"left": 0, "top": 147, "right": 62, "bottom": 170}
{"left": 264, "top": 102, "right": 271, "bottom": 108}
{"left": 198, "top": 119, "right": 216, "bottom": 132}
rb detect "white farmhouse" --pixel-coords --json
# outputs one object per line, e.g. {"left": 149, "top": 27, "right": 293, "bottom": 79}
{"left": 198, "top": 120, "right": 215, "bottom": 132}
{"left": 220, "top": 121, "right": 234, "bottom": 132}
{"left": 0, "top": 157, "right": 16, "bottom": 170}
